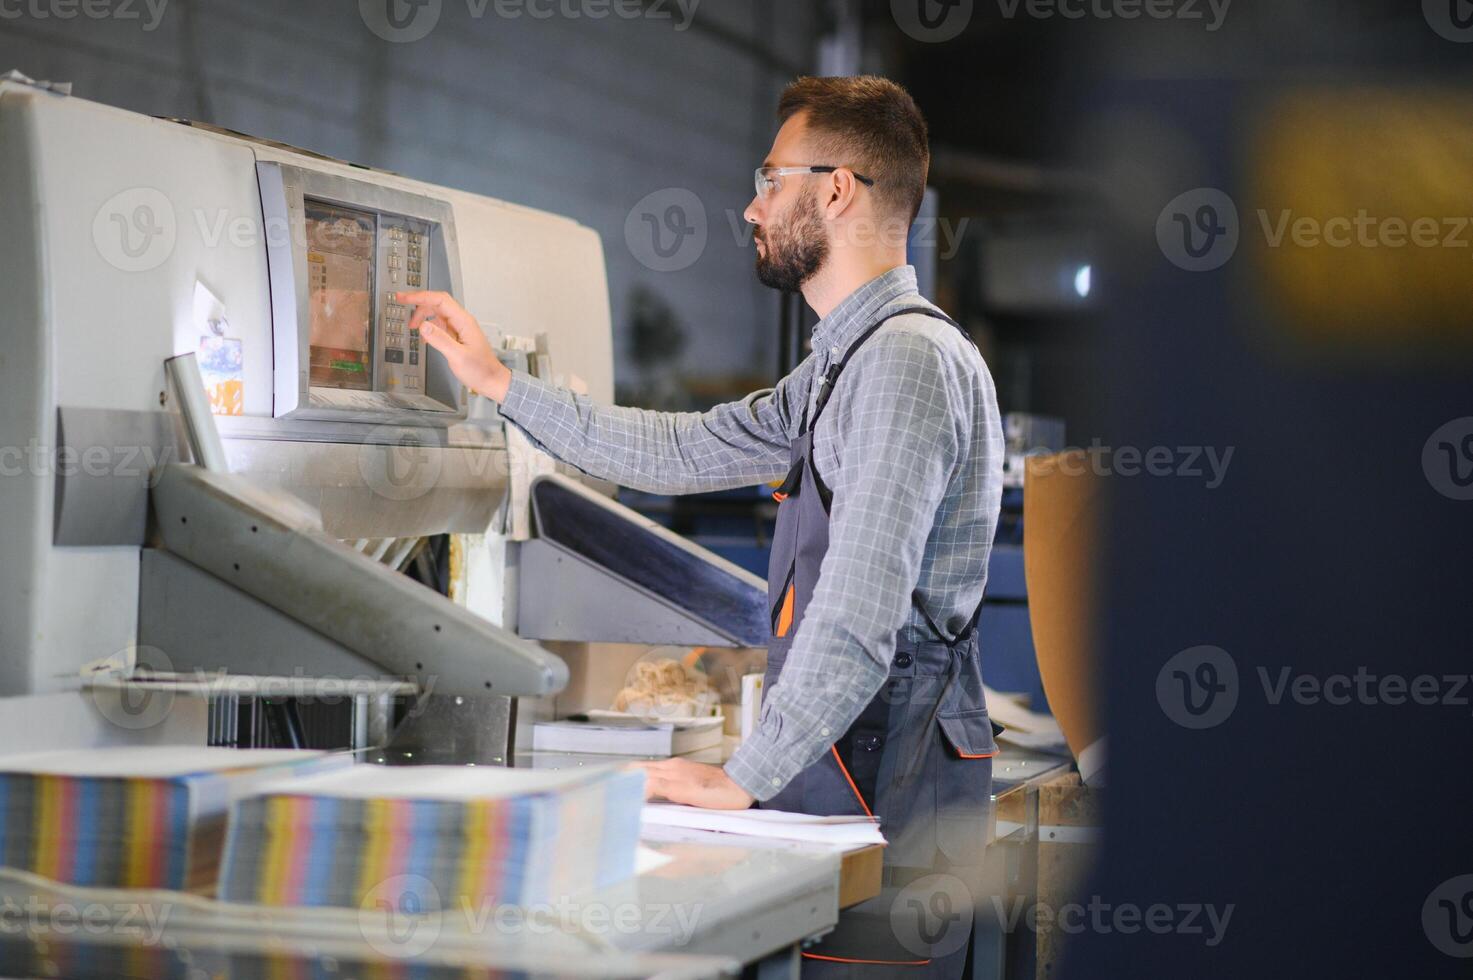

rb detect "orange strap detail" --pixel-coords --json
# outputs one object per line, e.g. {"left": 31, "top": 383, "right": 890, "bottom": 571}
{"left": 830, "top": 745, "right": 874, "bottom": 819}
{"left": 774, "top": 582, "right": 796, "bottom": 638}
{"left": 955, "top": 749, "right": 998, "bottom": 759}
{"left": 771, "top": 490, "right": 788, "bottom": 502}
{"left": 802, "top": 952, "right": 932, "bottom": 966}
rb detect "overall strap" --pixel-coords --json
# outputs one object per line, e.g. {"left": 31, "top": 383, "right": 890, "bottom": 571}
{"left": 912, "top": 587, "right": 986, "bottom": 649}
{"left": 795, "top": 303, "right": 984, "bottom": 648}
{"left": 773, "top": 305, "right": 964, "bottom": 502}
{"left": 799, "top": 305, "right": 967, "bottom": 435}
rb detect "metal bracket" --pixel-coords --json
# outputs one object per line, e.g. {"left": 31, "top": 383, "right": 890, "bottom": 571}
{"left": 1038, "top": 824, "right": 1101, "bottom": 845}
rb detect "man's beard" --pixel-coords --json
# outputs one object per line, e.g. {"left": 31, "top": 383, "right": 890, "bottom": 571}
{"left": 754, "top": 191, "right": 828, "bottom": 292}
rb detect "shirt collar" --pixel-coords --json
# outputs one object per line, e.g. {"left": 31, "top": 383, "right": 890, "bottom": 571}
{"left": 810, "top": 265, "right": 921, "bottom": 355}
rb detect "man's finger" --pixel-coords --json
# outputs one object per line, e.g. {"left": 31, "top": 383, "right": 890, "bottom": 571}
{"left": 397, "top": 289, "right": 458, "bottom": 311}
{"left": 398, "top": 290, "right": 458, "bottom": 335}
{"left": 417, "top": 319, "right": 464, "bottom": 355}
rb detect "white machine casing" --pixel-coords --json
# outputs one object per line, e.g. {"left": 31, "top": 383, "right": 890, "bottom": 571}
{"left": 0, "top": 79, "right": 613, "bottom": 697}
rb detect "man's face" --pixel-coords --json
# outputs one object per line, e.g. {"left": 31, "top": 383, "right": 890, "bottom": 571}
{"left": 745, "top": 114, "right": 830, "bottom": 292}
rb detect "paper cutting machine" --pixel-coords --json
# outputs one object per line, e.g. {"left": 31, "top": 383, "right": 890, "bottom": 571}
{"left": 0, "top": 75, "right": 766, "bottom": 759}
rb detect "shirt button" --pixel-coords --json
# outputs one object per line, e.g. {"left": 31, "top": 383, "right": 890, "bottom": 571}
{"left": 820, "top": 727, "right": 831, "bottom": 737}
{"left": 895, "top": 652, "right": 913, "bottom": 668}
{"left": 771, "top": 778, "right": 782, "bottom": 787}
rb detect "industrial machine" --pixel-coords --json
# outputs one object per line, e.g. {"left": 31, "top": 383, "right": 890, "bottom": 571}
{"left": 0, "top": 73, "right": 765, "bottom": 759}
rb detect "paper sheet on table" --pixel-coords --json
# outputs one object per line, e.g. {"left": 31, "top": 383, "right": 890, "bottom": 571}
{"left": 635, "top": 845, "right": 673, "bottom": 874}
{"left": 253, "top": 762, "right": 621, "bottom": 799}
{"left": 997, "top": 728, "right": 1072, "bottom": 751}
{"left": 642, "top": 804, "right": 886, "bottom": 848}
{"left": 0, "top": 746, "right": 335, "bottom": 778}
{"left": 983, "top": 683, "right": 1070, "bottom": 752}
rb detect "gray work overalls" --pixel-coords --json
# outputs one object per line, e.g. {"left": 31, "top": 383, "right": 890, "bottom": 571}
{"left": 759, "top": 307, "right": 1001, "bottom": 977}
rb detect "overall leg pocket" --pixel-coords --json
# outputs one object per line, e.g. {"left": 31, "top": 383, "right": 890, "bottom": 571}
{"left": 935, "top": 709, "right": 996, "bottom": 867}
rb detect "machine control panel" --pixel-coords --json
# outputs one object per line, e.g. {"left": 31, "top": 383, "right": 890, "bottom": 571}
{"left": 375, "top": 220, "right": 430, "bottom": 393}
{"left": 259, "top": 161, "right": 464, "bottom": 422}
{"left": 303, "top": 201, "right": 436, "bottom": 398}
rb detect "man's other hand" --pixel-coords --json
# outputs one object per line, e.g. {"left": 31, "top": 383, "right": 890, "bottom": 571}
{"left": 638, "top": 758, "right": 756, "bottom": 810}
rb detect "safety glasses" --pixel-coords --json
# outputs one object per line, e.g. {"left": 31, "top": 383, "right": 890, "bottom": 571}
{"left": 754, "top": 166, "right": 875, "bottom": 199}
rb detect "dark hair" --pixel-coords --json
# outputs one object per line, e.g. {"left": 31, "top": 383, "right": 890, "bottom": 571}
{"left": 777, "top": 75, "right": 930, "bottom": 222}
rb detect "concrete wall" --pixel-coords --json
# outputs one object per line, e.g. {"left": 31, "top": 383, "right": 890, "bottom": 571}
{"left": 0, "top": 0, "right": 818, "bottom": 397}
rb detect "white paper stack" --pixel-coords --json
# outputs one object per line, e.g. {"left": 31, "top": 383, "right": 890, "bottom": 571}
{"left": 533, "top": 715, "right": 723, "bottom": 757}
{"left": 641, "top": 804, "right": 886, "bottom": 849}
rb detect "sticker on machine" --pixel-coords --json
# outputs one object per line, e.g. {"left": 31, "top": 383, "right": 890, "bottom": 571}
{"left": 193, "top": 280, "right": 243, "bottom": 415}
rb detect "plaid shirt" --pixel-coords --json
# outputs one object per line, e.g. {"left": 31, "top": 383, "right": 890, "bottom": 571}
{"left": 498, "top": 265, "right": 1003, "bottom": 800}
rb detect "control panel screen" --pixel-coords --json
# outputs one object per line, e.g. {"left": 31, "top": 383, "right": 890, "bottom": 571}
{"left": 305, "top": 201, "right": 375, "bottom": 390}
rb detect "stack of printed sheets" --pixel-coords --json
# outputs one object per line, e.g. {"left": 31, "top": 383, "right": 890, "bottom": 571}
{"left": 219, "top": 763, "right": 645, "bottom": 910}
{"left": 0, "top": 746, "right": 347, "bottom": 892}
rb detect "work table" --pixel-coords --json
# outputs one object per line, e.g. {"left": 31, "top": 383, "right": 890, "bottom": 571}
{"left": 0, "top": 746, "right": 1071, "bottom": 980}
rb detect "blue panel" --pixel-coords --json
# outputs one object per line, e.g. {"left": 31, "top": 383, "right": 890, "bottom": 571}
{"left": 984, "top": 544, "right": 1028, "bottom": 601}
{"left": 687, "top": 540, "right": 770, "bottom": 580}
{"left": 977, "top": 604, "right": 1049, "bottom": 713}
{"left": 533, "top": 480, "right": 769, "bottom": 646}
